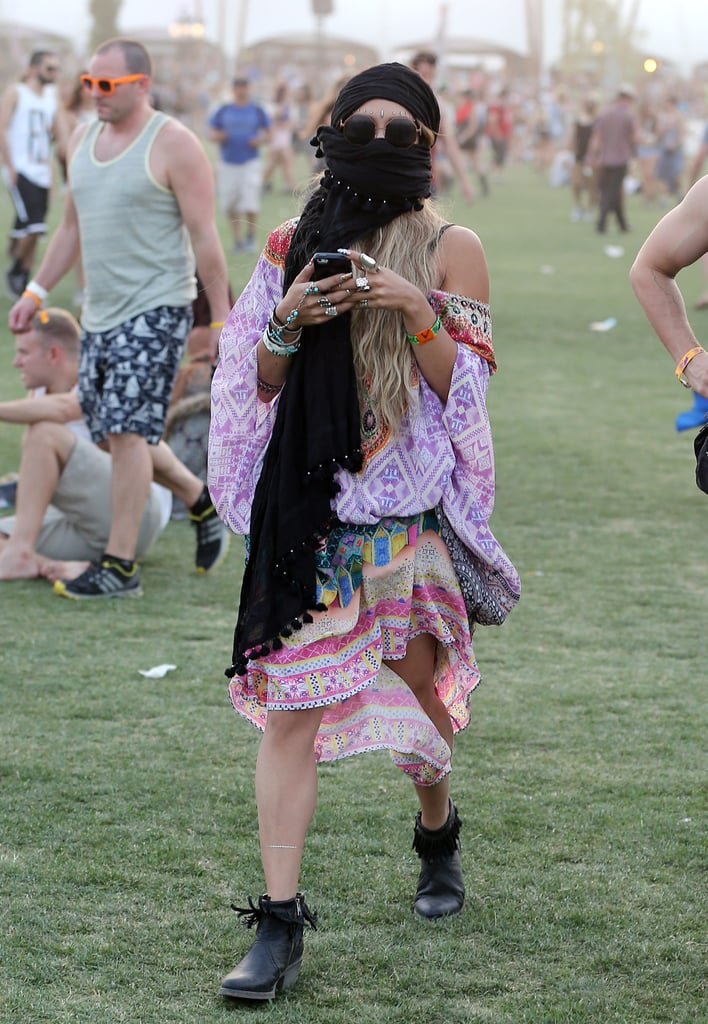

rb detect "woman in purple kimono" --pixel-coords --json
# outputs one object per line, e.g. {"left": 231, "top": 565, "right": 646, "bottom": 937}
{"left": 209, "top": 62, "right": 520, "bottom": 1001}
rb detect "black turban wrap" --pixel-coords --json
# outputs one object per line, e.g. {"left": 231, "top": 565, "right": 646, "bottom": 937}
{"left": 228, "top": 64, "right": 440, "bottom": 677}
{"left": 330, "top": 62, "right": 441, "bottom": 136}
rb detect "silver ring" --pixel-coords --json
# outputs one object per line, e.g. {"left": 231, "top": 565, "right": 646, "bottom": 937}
{"left": 355, "top": 276, "right": 370, "bottom": 292}
{"left": 317, "top": 296, "right": 330, "bottom": 307}
{"left": 324, "top": 304, "right": 337, "bottom": 316}
{"left": 359, "top": 297, "right": 369, "bottom": 308}
{"left": 360, "top": 253, "right": 379, "bottom": 272}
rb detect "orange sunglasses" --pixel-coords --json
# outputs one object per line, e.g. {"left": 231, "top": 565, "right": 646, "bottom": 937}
{"left": 80, "top": 73, "right": 147, "bottom": 95}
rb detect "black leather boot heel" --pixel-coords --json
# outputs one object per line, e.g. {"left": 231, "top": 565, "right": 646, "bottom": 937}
{"left": 219, "top": 893, "right": 317, "bottom": 1000}
{"left": 412, "top": 799, "right": 465, "bottom": 919}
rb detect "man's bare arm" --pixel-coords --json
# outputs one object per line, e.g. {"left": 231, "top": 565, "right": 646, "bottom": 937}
{"left": 0, "top": 390, "right": 82, "bottom": 425}
{"left": 630, "top": 176, "right": 708, "bottom": 396}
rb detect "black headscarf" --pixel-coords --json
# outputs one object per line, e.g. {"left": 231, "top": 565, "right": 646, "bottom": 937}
{"left": 228, "top": 64, "right": 440, "bottom": 677}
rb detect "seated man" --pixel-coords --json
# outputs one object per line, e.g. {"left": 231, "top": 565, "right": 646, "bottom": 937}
{"left": 0, "top": 307, "right": 229, "bottom": 591}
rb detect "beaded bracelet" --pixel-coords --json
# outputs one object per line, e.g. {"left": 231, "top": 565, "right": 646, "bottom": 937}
{"left": 675, "top": 345, "right": 706, "bottom": 388}
{"left": 271, "top": 306, "right": 301, "bottom": 334}
{"left": 266, "top": 318, "right": 302, "bottom": 351}
{"left": 267, "top": 315, "right": 302, "bottom": 343}
{"left": 262, "top": 326, "right": 301, "bottom": 357}
{"left": 257, "top": 375, "right": 283, "bottom": 394}
{"left": 406, "top": 314, "right": 442, "bottom": 346}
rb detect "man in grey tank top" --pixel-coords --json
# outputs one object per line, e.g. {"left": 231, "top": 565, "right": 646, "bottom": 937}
{"left": 9, "top": 37, "right": 232, "bottom": 598}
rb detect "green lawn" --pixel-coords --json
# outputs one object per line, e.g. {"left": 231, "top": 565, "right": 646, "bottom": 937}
{"left": 0, "top": 159, "right": 705, "bottom": 1024}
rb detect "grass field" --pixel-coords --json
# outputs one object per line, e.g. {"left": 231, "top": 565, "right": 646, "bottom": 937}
{"left": 0, "top": 158, "right": 705, "bottom": 1024}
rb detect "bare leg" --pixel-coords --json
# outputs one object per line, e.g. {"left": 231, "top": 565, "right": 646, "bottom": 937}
{"left": 14, "top": 231, "right": 40, "bottom": 274}
{"left": 384, "top": 632, "right": 453, "bottom": 829}
{"left": 255, "top": 706, "right": 324, "bottom": 900}
{"left": 104, "top": 432, "right": 152, "bottom": 561}
{"left": 149, "top": 441, "right": 203, "bottom": 507}
{"left": 0, "top": 422, "right": 75, "bottom": 579}
{"left": 230, "top": 211, "right": 245, "bottom": 247}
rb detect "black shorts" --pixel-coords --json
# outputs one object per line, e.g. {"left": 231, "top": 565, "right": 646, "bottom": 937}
{"left": 7, "top": 173, "right": 49, "bottom": 237}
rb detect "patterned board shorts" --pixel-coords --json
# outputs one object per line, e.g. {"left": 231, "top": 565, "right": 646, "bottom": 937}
{"left": 78, "top": 305, "right": 193, "bottom": 444}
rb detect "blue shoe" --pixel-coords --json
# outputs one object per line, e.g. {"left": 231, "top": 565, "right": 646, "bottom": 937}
{"left": 675, "top": 392, "right": 708, "bottom": 432}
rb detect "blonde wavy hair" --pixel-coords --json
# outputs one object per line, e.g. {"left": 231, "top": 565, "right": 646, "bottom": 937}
{"left": 350, "top": 198, "right": 445, "bottom": 431}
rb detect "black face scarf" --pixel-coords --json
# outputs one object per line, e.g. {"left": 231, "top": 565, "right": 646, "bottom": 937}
{"left": 228, "top": 65, "right": 439, "bottom": 677}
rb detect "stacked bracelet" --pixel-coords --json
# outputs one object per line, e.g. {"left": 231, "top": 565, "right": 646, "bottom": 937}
{"left": 675, "top": 345, "right": 706, "bottom": 388}
{"left": 406, "top": 314, "right": 442, "bottom": 345}
{"left": 262, "top": 324, "right": 301, "bottom": 357}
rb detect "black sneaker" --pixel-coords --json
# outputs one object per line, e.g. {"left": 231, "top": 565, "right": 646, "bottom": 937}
{"left": 190, "top": 500, "right": 230, "bottom": 573}
{"left": 5, "top": 267, "right": 28, "bottom": 299}
{"left": 53, "top": 556, "right": 142, "bottom": 599}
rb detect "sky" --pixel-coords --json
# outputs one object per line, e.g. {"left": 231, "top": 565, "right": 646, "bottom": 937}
{"left": 1, "top": 0, "right": 704, "bottom": 73}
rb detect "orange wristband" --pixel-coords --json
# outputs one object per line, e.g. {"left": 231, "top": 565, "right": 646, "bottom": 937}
{"left": 22, "top": 288, "right": 43, "bottom": 308}
{"left": 675, "top": 345, "right": 706, "bottom": 388}
{"left": 406, "top": 315, "right": 442, "bottom": 346}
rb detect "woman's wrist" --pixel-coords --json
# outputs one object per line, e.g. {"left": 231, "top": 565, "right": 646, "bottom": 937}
{"left": 402, "top": 298, "right": 443, "bottom": 344}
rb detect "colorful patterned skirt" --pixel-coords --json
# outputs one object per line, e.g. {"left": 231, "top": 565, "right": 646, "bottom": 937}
{"left": 229, "top": 512, "right": 480, "bottom": 786}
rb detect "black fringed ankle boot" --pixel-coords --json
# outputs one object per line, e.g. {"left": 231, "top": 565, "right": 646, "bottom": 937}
{"left": 412, "top": 799, "right": 465, "bottom": 919}
{"left": 219, "top": 892, "right": 317, "bottom": 1001}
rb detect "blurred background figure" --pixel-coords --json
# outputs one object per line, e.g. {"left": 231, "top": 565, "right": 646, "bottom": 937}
{"left": 263, "top": 81, "right": 298, "bottom": 195}
{"left": 635, "top": 97, "right": 660, "bottom": 206}
{"left": 209, "top": 77, "right": 271, "bottom": 254}
{"left": 58, "top": 73, "right": 97, "bottom": 310}
{"left": 569, "top": 97, "right": 598, "bottom": 221}
{"left": 300, "top": 74, "right": 352, "bottom": 174}
{"left": 589, "top": 84, "right": 637, "bottom": 234}
{"left": 654, "top": 95, "right": 686, "bottom": 206}
{"left": 455, "top": 87, "right": 489, "bottom": 197}
{"left": 0, "top": 49, "right": 65, "bottom": 299}
{"left": 410, "top": 50, "right": 475, "bottom": 202}
{"left": 485, "top": 86, "right": 514, "bottom": 183}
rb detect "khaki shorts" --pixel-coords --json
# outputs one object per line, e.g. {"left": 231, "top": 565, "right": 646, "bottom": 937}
{"left": 217, "top": 158, "right": 263, "bottom": 215}
{"left": 0, "top": 435, "right": 164, "bottom": 561}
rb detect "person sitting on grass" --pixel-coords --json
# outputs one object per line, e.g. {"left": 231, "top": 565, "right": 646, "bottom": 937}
{"left": 0, "top": 306, "right": 229, "bottom": 588}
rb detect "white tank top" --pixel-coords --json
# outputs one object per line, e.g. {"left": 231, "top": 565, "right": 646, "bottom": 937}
{"left": 7, "top": 83, "right": 57, "bottom": 188}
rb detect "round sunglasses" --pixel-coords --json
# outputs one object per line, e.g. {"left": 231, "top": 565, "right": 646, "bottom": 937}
{"left": 341, "top": 114, "right": 421, "bottom": 149}
{"left": 80, "top": 73, "right": 147, "bottom": 96}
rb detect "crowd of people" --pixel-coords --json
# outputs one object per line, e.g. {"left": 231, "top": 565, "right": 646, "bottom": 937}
{"left": 1, "top": 33, "right": 707, "bottom": 1007}
{"left": 4, "top": 43, "right": 708, "bottom": 282}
